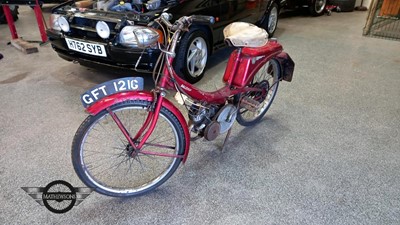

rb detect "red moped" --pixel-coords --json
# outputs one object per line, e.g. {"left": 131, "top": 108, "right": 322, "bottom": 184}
{"left": 72, "top": 14, "right": 294, "bottom": 197}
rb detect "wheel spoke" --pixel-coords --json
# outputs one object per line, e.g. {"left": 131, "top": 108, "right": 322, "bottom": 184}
{"left": 185, "top": 36, "right": 208, "bottom": 77}
{"left": 73, "top": 101, "right": 183, "bottom": 196}
{"left": 189, "top": 60, "right": 195, "bottom": 74}
{"left": 236, "top": 59, "right": 280, "bottom": 126}
{"left": 187, "top": 49, "right": 196, "bottom": 62}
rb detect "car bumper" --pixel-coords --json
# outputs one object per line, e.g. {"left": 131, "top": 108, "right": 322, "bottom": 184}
{"left": 46, "top": 29, "right": 161, "bottom": 71}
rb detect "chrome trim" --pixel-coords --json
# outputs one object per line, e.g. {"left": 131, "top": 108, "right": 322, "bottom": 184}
{"left": 72, "top": 12, "right": 134, "bottom": 23}
{"left": 70, "top": 25, "right": 116, "bottom": 35}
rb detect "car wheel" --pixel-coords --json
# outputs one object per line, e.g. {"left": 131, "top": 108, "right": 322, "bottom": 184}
{"left": 0, "top": 5, "right": 19, "bottom": 24}
{"left": 328, "top": 0, "right": 356, "bottom": 12}
{"left": 30, "top": 2, "right": 44, "bottom": 9}
{"left": 309, "top": 0, "right": 327, "bottom": 16}
{"left": 174, "top": 29, "right": 210, "bottom": 84}
{"left": 260, "top": 2, "right": 279, "bottom": 37}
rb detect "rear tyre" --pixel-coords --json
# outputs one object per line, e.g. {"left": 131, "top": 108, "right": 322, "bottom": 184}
{"left": 174, "top": 29, "right": 210, "bottom": 84}
{"left": 72, "top": 100, "right": 185, "bottom": 197}
{"left": 236, "top": 59, "right": 280, "bottom": 126}
{"left": 260, "top": 2, "right": 279, "bottom": 37}
{"left": 309, "top": 0, "right": 327, "bottom": 16}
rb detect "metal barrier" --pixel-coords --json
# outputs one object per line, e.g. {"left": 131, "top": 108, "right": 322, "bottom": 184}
{"left": 363, "top": 0, "right": 400, "bottom": 41}
{"left": 1, "top": 0, "right": 48, "bottom": 43}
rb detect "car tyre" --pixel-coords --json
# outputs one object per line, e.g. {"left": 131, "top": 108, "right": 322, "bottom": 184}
{"left": 328, "top": 0, "right": 355, "bottom": 12}
{"left": 30, "top": 2, "right": 44, "bottom": 9}
{"left": 260, "top": 2, "right": 279, "bottom": 37}
{"left": 309, "top": 0, "right": 327, "bottom": 16}
{"left": 174, "top": 29, "right": 210, "bottom": 84}
{"left": 0, "top": 5, "right": 19, "bottom": 24}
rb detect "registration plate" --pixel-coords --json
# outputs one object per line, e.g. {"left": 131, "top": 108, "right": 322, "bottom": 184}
{"left": 81, "top": 77, "right": 144, "bottom": 108}
{"left": 65, "top": 38, "right": 107, "bottom": 57}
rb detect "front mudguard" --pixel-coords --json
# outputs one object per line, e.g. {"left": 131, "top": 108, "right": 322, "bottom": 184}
{"left": 85, "top": 91, "right": 191, "bottom": 163}
{"left": 276, "top": 52, "right": 295, "bottom": 82}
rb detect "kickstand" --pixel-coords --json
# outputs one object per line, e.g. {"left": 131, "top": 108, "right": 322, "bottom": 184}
{"left": 221, "top": 128, "right": 232, "bottom": 151}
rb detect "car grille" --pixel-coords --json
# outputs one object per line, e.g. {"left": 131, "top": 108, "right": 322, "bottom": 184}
{"left": 69, "top": 17, "right": 118, "bottom": 41}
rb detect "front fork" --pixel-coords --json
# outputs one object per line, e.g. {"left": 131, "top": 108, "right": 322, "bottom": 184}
{"left": 106, "top": 92, "right": 184, "bottom": 159}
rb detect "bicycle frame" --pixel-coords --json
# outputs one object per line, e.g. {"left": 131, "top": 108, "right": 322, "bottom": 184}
{"left": 86, "top": 29, "right": 287, "bottom": 163}
{"left": 129, "top": 35, "right": 284, "bottom": 156}
{"left": 157, "top": 34, "right": 285, "bottom": 105}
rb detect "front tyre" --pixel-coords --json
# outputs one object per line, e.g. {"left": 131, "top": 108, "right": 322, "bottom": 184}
{"left": 309, "top": 0, "right": 327, "bottom": 16}
{"left": 260, "top": 2, "right": 279, "bottom": 37}
{"left": 71, "top": 100, "right": 185, "bottom": 197}
{"left": 236, "top": 59, "right": 280, "bottom": 126}
{"left": 174, "top": 29, "right": 210, "bottom": 84}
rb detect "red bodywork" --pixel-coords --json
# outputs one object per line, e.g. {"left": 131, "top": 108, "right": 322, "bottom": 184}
{"left": 223, "top": 41, "right": 283, "bottom": 87}
{"left": 161, "top": 40, "right": 284, "bottom": 105}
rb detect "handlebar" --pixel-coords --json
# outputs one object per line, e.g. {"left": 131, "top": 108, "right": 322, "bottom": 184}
{"left": 189, "top": 15, "right": 215, "bottom": 25}
{"left": 155, "top": 13, "right": 215, "bottom": 59}
{"left": 158, "top": 13, "right": 215, "bottom": 32}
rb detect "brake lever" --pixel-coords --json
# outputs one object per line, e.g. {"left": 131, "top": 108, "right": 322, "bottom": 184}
{"left": 174, "top": 17, "right": 190, "bottom": 32}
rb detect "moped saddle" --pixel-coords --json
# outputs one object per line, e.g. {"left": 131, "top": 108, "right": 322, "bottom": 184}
{"left": 223, "top": 22, "right": 268, "bottom": 48}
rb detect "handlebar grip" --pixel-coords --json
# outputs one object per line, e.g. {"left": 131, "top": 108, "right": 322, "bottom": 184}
{"left": 189, "top": 15, "right": 215, "bottom": 25}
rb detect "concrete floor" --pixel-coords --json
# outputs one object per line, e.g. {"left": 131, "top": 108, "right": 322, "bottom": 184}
{"left": 1, "top": 6, "right": 400, "bottom": 225}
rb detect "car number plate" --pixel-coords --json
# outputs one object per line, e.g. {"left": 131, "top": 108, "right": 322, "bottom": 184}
{"left": 81, "top": 77, "right": 144, "bottom": 108}
{"left": 65, "top": 38, "right": 107, "bottom": 57}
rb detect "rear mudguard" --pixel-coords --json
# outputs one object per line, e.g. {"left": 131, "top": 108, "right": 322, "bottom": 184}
{"left": 275, "top": 52, "right": 295, "bottom": 82}
{"left": 86, "top": 91, "right": 191, "bottom": 163}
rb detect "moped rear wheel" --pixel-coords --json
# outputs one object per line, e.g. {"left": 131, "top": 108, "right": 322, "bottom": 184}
{"left": 72, "top": 100, "right": 185, "bottom": 197}
{"left": 236, "top": 58, "right": 280, "bottom": 126}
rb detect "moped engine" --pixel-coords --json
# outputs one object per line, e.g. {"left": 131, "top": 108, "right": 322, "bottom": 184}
{"left": 188, "top": 104, "right": 218, "bottom": 134}
{"left": 188, "top": 103, "right": 237, "bottom": 141}
{"left": 204, "top": 104, "right": 237, "bottom": 141}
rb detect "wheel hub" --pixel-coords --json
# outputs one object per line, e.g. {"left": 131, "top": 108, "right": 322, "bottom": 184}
{"left": 187, "top": 37, "right": 207, "bottom": 77}
{"left": 315, "top": 0, "right": 326, "bottom": 13}
{"left": 251, "top": 81, "right": 270, "bottom": 102}
{"left": 126, "top": 144, "right": 139, "bottom": 158}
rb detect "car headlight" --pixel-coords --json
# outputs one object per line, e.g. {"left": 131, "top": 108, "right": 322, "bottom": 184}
{"left": 119, "top": 26, "right": 159, "bottom": 48}
{"left": 146, "top": 0, "right": 161, "bottom": 10}
{"left": 96, "top": 21, "right": 110, "bottom": 39}
{"left": 57, "top": 16, "right": 70, "bottom": 32}
{"left": 50, "top": 14, "right": 62, "bottom": 31}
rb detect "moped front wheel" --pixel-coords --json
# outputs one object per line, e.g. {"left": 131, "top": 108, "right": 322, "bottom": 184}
{"left": 72, "top": 100, "right": 185, "bottom": 197}
{"left": 236, "top": 58, "right": 280, "bottom": 126}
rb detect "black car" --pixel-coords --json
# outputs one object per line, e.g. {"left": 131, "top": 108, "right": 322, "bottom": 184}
{"left": 283, "top": 0, "right": 327, "bottom": 16}
{"left": 46, "top": 0, "right": 283, "bottom": 83}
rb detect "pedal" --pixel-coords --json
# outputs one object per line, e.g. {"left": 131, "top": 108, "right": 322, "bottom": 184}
{"left": 240, "top": 96, "right": 260, "bottom": 112}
